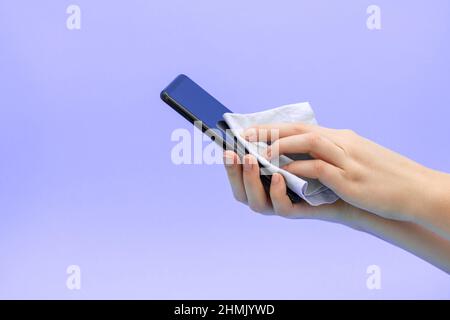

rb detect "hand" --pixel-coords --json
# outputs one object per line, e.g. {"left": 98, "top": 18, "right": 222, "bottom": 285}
{"left": 240, "top": 122, "right": 450, "bottom": 240}
{"left": 241, "top": 123, "right": 444, "bottom": 223}
{"left": 223, "top": 149, "right": 366, "bottom": 226}
{"left": 223, "top": 149, "right": 450, "bottom": 273}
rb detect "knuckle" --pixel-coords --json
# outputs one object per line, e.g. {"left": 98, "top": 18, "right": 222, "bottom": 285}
{"left": 248, "top": 154, "right": 258, "bottom": 164}
{"left": 307, "top": 132, "right": 322, "bottom": 148}
{"left": 292, "top": 123, "right": 307, "bottom": 134}
{"left": 233, "top": 193, "right": 247, "bottom": 204}
{"left": 313, "top": 160, "right": 326, "bottom": 176}
{"left": 243, "top": 154, "right": 256, "bottom": 166}
{"left": 226, "top": 165, "right": 240, "bottom": 176}
{"left": 340, "top": 129, "right": 356, "bottom": 137}
{"left": 249, "top": 203, "right": 265, "bottom": 213}
{"left": 343, "top": 164, "right": 362, "bottom": 182}
{"left": 274, "top": 207, "right": 291, "bottom": 217}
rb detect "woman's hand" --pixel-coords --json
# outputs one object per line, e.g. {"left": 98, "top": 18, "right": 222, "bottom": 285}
{"left": 239, "top": 123, "right": 450, "bottom": 240}
{"left": 223, "top": 150, "right": 360, "bottom": 225}
{"left": 223, "top": 149, "right": 450, "bottom": 273}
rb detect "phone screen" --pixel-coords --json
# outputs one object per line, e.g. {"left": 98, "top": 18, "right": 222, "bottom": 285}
{"left": 161, "top": 74, "right": 232, "bottom": 139}
{"left": 161, "top": 74, "right": 302, "bottom": 203}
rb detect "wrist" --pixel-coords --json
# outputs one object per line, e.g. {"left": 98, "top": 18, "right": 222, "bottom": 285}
{"left": 409, "top": 167, "right": 450, "bottom": 230}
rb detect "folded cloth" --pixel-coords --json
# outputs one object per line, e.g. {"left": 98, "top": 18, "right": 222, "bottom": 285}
{"left": 223, "top": 102, "right": 339, "bottom": 206}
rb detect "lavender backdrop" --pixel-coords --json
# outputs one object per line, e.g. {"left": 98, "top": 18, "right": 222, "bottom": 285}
{"left": 0, "top": 0, "right": 449, "bottom": 299}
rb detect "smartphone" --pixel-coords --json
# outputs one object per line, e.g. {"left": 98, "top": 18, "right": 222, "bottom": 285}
{"left": 160, "top": 74, "right": 301, "bottom": 203}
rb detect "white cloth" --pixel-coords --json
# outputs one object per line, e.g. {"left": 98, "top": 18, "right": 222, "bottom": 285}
{"left": 223, "top": 102, "right": 339, "bottom": 206}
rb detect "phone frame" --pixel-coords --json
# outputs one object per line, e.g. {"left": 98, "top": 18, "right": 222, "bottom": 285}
{"left": 160, "top": 75, "right": 301, "bottom": 203}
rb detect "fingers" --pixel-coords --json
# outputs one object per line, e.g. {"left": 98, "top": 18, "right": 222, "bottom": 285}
{"left": 269, "top": 173, "right": 323, "bottom": 219}
{"left": 269, "top": 173, "right": 295, "bottom": 216}
{"left": 242, "top": 154, "right": 272, "bottom": 214}
{"left": 266, "top": 132, "right": 346, "bottom": 168}
{"left": 243, "top": 123, "right": 332, "bottom": 142}
{"left": 223, "top": 150, "right": 247, "bottom": 203}
{"left": 282, "top": 159, "right": 343, "bottom": 190}
{"left": 224, "top": 151, "right": 272, "bottom": 214}
{"left": 225, "top": 152, "right": 346, "bottom": 221}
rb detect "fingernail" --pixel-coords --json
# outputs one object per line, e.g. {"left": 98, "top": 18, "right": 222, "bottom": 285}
{"left": 243, "top": 128, "right": 257, "bottom": 142}
{"left": 272, "top": 173, "right": 280, "bottom": 184}
{"left": 243, "top": 156, "right": 253, "bottom": 171}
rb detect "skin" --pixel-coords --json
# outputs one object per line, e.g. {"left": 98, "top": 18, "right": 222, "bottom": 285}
{"left": 223, "top": 122, "right": 450, "bottom": 273}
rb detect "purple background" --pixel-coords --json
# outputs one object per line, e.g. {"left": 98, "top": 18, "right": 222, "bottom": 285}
{"left": 1, "top": 0, "right": 449, "bottom": 299}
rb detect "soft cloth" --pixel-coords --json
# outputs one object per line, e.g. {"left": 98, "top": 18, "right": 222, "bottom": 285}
{"left": 223, "top": 102, "right": 339, "bottom": 206}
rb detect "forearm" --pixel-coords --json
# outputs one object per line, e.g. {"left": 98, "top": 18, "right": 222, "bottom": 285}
{"left": 409, "top": 169, "right": 450, "bottom": 241}
{"left": 348, "top": 208, "right": 450, "bottom": 274}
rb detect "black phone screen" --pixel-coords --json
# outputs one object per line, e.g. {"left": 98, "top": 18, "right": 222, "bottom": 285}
{"left": 161, "top": 74, "right": 232, "bottom": 140}
{"left": 160, "top": 74, "right": 302, "bottom": 203}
